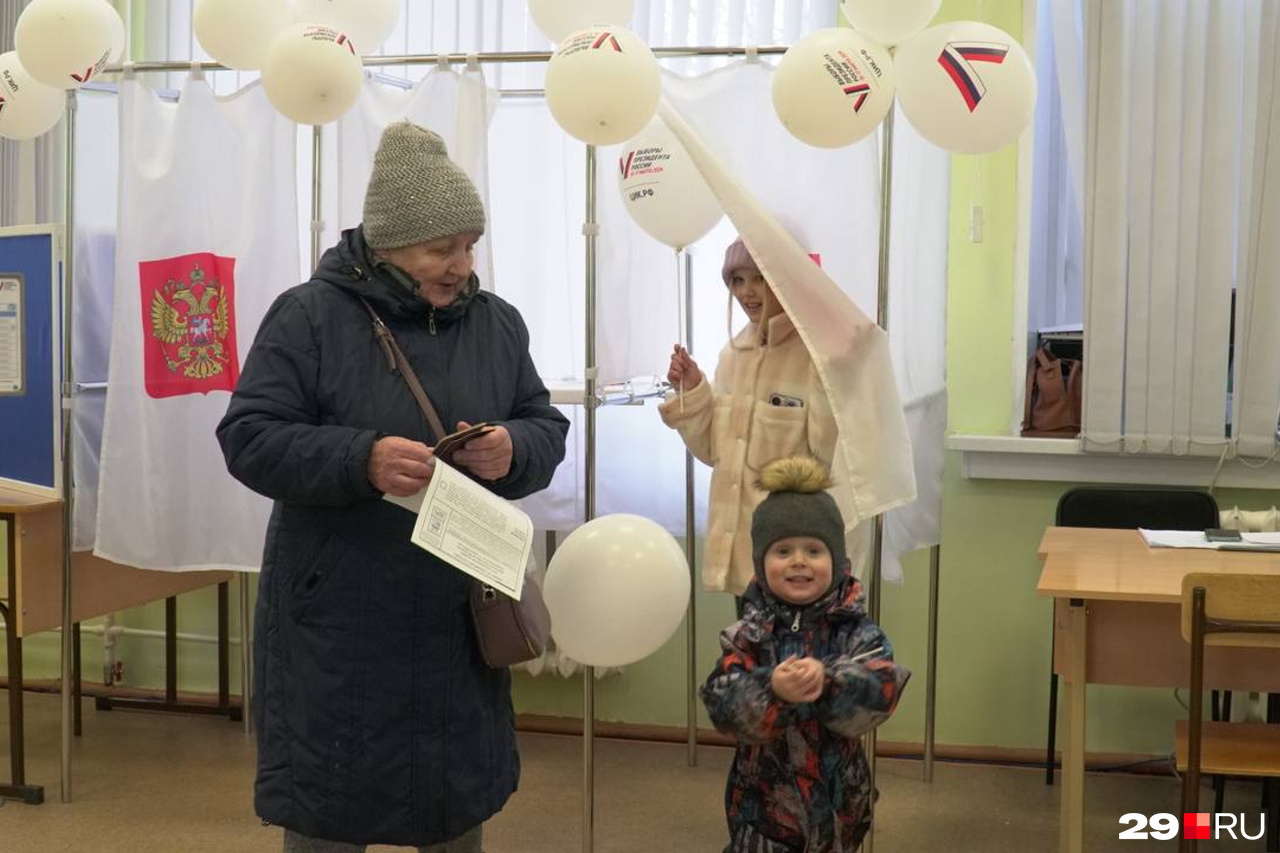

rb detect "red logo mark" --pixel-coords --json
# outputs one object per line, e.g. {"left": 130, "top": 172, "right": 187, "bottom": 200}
{"left": 591, "top": 31, "right": 622, "bottom": 52}
{"left": 843, "top": 83, "right": 871, "bottom": 112}
{"left": 1183, "top": 813, "right": 1211, "bottom": 840}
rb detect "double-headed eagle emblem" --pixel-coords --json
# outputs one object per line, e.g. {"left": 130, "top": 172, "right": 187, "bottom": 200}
{"left": 148, "top": 263, "right": 231, "bottom": 380}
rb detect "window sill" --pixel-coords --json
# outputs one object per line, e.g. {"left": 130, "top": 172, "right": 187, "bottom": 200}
{"left": 947, "top": 434, "right": 1280, "bottom": 489}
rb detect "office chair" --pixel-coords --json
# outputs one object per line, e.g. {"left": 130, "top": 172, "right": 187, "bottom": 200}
{"left": 1177, "top": 573, "right": 1280, "bottom": 853}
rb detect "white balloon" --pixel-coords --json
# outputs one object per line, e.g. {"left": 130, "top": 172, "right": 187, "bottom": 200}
{"left": 103, "top": 2, "right": 125, "bottom": 63}
{"left": 291, "top": 0, "right": 399, "bottom": 55}
{"left": 194, "top": 0, "right": 293, "bottom": 72}
{"left": 544, "top": 514, "right": 690, "bottom": 668}
{"left": 618, "top": 116, "right": 722, "bottom": 250}
{"left": 528, "top": 0, "right": 636, "bottom": 42}
{"left": 261, "top": 24, "right": 363, "bottom": 126}
{"left": 15, "top": 0, "right": 117, "bottom": 90}
{"left": 841, "top": 0, "right": 941, "bottom": 47}
{"left": 894, "top": 21, "right": 1037, "bottom": 155}
{"left": 772, "top": 28, "right": 895, "bottom": 149}
{"left": 0, "top": 52, "right": 66, "bottom": 140}
{"left": 545, "top": 26, "right": 660, "bottom": 146}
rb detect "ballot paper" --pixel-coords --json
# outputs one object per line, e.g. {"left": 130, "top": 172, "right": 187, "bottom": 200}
{"left": 1140, "top": 529, "right": 1280, "bottom": 552}
{"left": 407, "top": 459, "right": 532, "bottom": 599}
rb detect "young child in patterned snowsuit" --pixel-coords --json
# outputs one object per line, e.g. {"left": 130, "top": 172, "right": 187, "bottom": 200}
{"left": 701, "top": 456, "right": 910, "bottom": 853}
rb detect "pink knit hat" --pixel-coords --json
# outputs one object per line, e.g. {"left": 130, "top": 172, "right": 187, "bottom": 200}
{"left": 720, "top": 237, "right": 759, "bottom": 287}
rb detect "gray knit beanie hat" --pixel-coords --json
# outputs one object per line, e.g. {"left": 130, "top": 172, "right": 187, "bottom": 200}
{"left": 751, "top": 457, "right": 848, "bottom": 592}
{"left": 363, "top": 121, "right": 486, "bottom": 250}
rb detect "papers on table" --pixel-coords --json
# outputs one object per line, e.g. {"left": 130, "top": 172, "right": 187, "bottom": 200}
{"left": 1140, "top": 529, "right": 1280, "bottom": 553}
{"left": 399, "top": 460, "right": 532, "bottom": 599}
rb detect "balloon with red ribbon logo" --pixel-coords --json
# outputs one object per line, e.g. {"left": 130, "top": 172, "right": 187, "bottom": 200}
{"left": 15, "top": 0, "right": 118, "bottom": 89}
{"left": 894, "top": 20, "right": 1037, "bottom": 155}
{"left": 261, "top": 23, "right": 363, "bottom": 125}
{"left": 617, "top": 116, "right": 723, "bottom": 251}
{"left": 0, "top": 52, "right": 66, "bottom": 140}
{"left": 772, "top": 27, "right": 895, "bottom": 149}
{"left": 545, "top": 25, "right": 659, "bottom": 146}
{"left": 292, "top": 0, "right": 400, "bottom": 55}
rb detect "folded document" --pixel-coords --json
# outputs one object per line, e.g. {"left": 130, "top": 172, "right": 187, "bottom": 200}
{"left": 1140, "top": 529, "right": 1280, "bottom": 552}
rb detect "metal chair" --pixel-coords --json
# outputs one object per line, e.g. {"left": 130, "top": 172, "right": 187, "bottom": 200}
{"left": 1177, "top": 573, "right": 1280, "bottom": 853}
{"left": 1045, "top": 486, "right": 1220, "bottom": 785}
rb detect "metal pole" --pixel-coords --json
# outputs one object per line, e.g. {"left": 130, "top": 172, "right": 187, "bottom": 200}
{"left": 59, "top": 89, "right": 78, "bottom": 804}
{"left": 239, "top": 572, "right": 253, "bottom": 735}
{"left": 582, "top": 144, "right": 598, "bottom": 853}
{"left": 683, "top": 249, "right": 698, "bottom": 768}
{"left": 310, "top": 126, "right": 323, "bottom": 272}
{"left": 101, "top": 45, "right": 790, "bottom": 76}
{"left": 862, "top": 103, "right": 897, "bottom": 853}
{"left": 924, "top": 544, "right": 941, "bottom": 782}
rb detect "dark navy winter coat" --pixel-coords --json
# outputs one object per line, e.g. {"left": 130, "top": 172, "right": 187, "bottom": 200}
{"left": 216, "top": 227, "right": 569, "bottom": 846}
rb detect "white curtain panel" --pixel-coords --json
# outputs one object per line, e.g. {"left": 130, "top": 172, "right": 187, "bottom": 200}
{"left": 70, "top": 88, "right": 120, "bottom": 550}
{"left": 1231, "top": 1, "right": 1280, "bottom": 459}
{"left": 1028, "top": 0, "right": 1083, "bottom": 339}
{"left": 1083, "top": 0, "right": 1255, "bottom": 456}
{"left": 90, "top": 1, "right": 949, "bottom": 578}
{"left": 95, "top": 76, "right": 297, "bottom": 572}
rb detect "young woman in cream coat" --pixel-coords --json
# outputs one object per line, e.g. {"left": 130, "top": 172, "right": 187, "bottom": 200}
{"left": 661, "top": 237, "right": 838, "bottom": 603}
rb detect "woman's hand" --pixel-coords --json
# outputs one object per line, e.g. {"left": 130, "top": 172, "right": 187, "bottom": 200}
{"left": 666, "top": 344, "right": 704, "bottom": 390}
{"left": 451, "top": 421, "right": 514, "bottom": 481}
{"left": 368, "top": 436, "right": 435, "bottom": 497}
{"left": 771, "top": 656, "right": 825, "bottom": 704}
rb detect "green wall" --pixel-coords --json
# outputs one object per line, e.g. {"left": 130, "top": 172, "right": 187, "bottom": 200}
{"left": 5, "top": 0, "right": 1278, "bottom": 761}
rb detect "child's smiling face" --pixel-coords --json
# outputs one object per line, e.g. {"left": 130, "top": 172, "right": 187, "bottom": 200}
{"left": 763, "top": 536, "right": 833, "bottom": 605}
{"left": 728, "top": 267, "right": 781, "bottom": 324}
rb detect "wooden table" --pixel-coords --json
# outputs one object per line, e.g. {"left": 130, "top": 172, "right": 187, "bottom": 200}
{"left": 1, "top": 486, "right": 234, "bottom": 804}
{"left": 1038, "top": 527, "right": 1280, "bottom": 853}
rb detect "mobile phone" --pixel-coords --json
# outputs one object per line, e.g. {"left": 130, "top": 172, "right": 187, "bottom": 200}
{"left": 1205, "top": 528, "right": 1244, "bottom": 543}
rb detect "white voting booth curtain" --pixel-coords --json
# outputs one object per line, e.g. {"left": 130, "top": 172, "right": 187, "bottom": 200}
{"left": 70, "top": 88, "right": 119, "bottom": 551}
{"left": 93, "top": 77, "right": 297, "bottom": 572}
{"left": 78, "top": 1, "right": 949, "bottom": 582}
{"left": 1083, "top": 0, "right": 1280, "bottom": 459}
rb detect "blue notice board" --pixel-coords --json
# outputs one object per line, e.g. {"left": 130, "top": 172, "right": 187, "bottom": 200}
{"left": 0, "top": 227, "right": 60, "bottom": 491}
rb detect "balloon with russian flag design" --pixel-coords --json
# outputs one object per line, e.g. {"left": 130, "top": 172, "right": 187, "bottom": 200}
{"left": 895, "top": 20, "right": 1036, "bottom": 155}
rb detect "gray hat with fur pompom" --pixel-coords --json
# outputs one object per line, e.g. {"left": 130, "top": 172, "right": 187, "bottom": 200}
{"left": 363, "top": 121, "right": 486, "bottom": 250}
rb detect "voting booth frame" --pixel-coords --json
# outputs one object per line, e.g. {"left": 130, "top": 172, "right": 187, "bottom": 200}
{"left": 43, "top": 43, "right": 944, "bottom": 853}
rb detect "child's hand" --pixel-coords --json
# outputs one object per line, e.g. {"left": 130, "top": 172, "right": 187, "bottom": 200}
{"left": 667, "top": 345, "right": 704, "bottom": 390}
{"left": 771, "top": 656, "right": 825, "bottom": 704}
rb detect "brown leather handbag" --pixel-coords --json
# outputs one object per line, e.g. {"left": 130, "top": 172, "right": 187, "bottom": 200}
{"left": 359, "top": 298, "right": 551, "bottom": 668}
{"left": 1021, "top": 344, "right": 1082, "bottom": 437}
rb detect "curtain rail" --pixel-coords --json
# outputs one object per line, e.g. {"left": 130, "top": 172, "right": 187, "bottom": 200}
{"left": 105, "top": 45, "right": 787, "bottom": 75}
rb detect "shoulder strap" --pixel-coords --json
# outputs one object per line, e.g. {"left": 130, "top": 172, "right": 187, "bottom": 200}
{"left": 356, "top": 297, "right": 447, "bottom": 442}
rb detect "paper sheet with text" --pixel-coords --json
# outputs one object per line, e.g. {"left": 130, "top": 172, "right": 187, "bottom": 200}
{"left": 407, "top": 460, "right": 532, "bottom": 599}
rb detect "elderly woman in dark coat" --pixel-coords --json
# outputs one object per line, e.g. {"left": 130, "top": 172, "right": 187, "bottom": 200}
{"left": 217, "top": 121, "right": 569, "bottom": 853}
